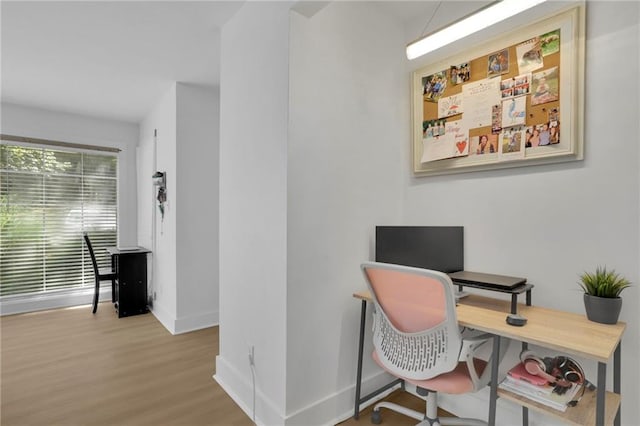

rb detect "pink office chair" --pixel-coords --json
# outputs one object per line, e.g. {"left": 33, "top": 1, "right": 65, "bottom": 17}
{"left": 361, "top": 262, "right": 509, "bottom": 426}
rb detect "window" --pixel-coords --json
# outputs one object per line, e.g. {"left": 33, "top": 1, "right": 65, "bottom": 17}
{"left": 0, "top": 143, "right": 117, "bottom": 297}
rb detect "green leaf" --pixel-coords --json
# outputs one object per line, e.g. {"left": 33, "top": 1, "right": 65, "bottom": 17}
{"left": 578, "top": 266, "right": 631, "bottom": 298}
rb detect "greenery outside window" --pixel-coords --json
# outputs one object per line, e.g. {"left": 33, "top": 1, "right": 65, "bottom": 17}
{"left": 0, "top": 143, "right": 118, "bottom": 298}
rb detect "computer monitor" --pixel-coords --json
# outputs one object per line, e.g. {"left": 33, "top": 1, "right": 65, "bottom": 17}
{"left": 375, "top": 226, "right": 463, "bottom": 273}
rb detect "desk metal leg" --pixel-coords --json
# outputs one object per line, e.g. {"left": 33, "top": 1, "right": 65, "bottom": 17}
{"left": 521, "top": 340, "right": 529, "bottom": 426}
{"left": 353, "top": 300, "right": 406, "bottom": 419}
{"left": 520, "top": 290, "right": 532, "bottom": 426}
{"left": 354, "top": 300, "right": 367, "bottom": 419}
{"left": 488, "top": 335, "right": 501, "bottom": 426}
{"left": 614, "top": 342, "right": 621, "bottom": 426}
{"left": 520, "top": 342, "right": 529, "bottom": 426}
{"left": 596, "top": 361, "right": 606, "bottom": 426}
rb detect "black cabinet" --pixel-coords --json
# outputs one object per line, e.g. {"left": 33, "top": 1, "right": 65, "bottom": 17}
{"left": 107, "top": 247, "right": 150, "bottom": 318}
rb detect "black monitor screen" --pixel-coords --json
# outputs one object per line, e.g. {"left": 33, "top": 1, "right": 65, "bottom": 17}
{"left": 375, "top": 226, "right": 463, "bottom": 273}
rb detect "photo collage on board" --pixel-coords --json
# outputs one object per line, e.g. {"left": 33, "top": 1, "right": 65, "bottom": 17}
{"left": 420, "top": 28, "right": 562, "bottom": 164}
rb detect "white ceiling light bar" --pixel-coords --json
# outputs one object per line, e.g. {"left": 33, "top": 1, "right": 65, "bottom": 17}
{"left": 406, "top": 0, "right": 547, "bottom": 60}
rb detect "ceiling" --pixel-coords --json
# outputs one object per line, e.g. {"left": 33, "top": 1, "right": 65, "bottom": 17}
{"left": 1, "top": 1, "right": 244, "bottom": 123}
{"left": 1, "top": 1, "right": 474, "bottom": 125}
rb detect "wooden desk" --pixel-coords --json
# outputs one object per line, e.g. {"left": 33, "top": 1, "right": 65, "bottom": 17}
{"left": 353, "top": 291, "right": 625, "bottom": 426}
{"left": 106, "top": 247, "right": 151, "bottom": 318}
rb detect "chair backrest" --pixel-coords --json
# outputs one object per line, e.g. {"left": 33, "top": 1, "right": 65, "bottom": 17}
{"left": 361, "top": 261, "right": 462, "bottom": 380}
{"left": 83, "top": 232, "right": 100, "bottom": 276}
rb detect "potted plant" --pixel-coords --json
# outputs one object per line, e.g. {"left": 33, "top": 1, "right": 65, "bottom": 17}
{"left": 579, "top": 266, "right": 631, "bottom": 324}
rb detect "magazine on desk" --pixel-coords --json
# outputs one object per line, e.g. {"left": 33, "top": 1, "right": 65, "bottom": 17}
{"left": 499, "top": 363, "right": 582, "bottom": 412}
{"left": 499, "top": 376, "right": 581, "bottom": 412}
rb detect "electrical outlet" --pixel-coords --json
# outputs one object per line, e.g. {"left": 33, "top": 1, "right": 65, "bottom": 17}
{"left": 248, "top": 345, "right": 255, "bottom": 366}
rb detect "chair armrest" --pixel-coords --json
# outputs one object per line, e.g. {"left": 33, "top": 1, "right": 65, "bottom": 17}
{"left": 460, "top": 329, "right": 494, "bottom": 344}
{"left": 458, "top": 330, "right": 494, "bottom": 362}
{"left": 459, "top": 333, "right": 510, "bottom": 391}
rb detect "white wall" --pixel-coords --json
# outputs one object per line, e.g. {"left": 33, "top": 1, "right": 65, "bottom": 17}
{"left": 175, "top": 83, "right": 220, "bottom": 331}
{"left": 0, "top": 103, "right": 139, "bottom": 314}
{"left": 138, "top": 82, "right": 220, "bottom": 334}
{"left": 287, "top": 2, "right": 406, "bottom": 423}
{"left": 400, "top": 2, "right": 640, "bottom": 425}
{"left": 139, "top": 85, "right": 178, "bottom": 330}
{"left": 216, "top": 1, "right": 291, "bottom": 424}
{"left": 136, "top": 135, "right": 154, "bottom": 249}
{"left": 219, "top": 1, "right": 639, "bottom": 425}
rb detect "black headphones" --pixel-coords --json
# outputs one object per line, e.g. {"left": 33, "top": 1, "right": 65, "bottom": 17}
{"left": 554, "top": 356, "right": 585, "bottom": 385}
{"left": 520, "top": 350, "right": 595, "bottom": 407}
{"left": 520, "top": 350, "right": 584, "bottom": 386}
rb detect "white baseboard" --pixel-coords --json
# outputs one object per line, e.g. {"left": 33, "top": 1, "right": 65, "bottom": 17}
{"left": 218, "top": 365, "right": 559, "bottom": 426}
{"left": 150, "top": 303, "right": 219, "bottom": 335}
{"left": 214, "top": 356, "right": 400, "bottom": 426}
{"left": 0, "top": 288, "right": 112, "bottom": 316}
{"left": 214, "top": 354, "right": 285, "bottom": 426}
{"left": 288, "top": 369, "right": 399, "bottom": 426}
{"left": 150, "top": 302, "right": 176, "bottom": 334}
{"left": 174, "top": 309, "right": 219, "bottom": 334}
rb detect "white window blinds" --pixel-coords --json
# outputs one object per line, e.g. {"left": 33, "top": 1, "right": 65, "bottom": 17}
{"left": 0, "top": 143, "right": 118, "bottom": 297}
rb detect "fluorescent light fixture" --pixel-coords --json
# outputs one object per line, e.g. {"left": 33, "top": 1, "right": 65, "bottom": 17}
{"left": 406, "top": 0, "right": 547, "bottom": 60}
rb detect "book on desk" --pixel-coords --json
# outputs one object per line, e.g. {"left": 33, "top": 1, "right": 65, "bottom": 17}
{"left": 499, "top": 363, "right": 582, "bottom": 412}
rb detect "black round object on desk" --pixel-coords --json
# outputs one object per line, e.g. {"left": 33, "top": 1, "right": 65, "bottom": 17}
{"left": 506, "top": 314, "right": 528, "bottom": 326}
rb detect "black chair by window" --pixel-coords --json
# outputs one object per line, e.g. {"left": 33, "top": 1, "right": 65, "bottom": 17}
{"left": 83, "top": 232, "right": 116, "bottom": 314}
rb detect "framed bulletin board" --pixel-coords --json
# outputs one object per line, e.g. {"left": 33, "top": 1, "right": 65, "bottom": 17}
{"left": 411, "top": 5, "right": 585, "bottom": 177}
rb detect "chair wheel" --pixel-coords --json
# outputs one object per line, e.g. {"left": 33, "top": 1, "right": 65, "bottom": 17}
{"left": 371, "top": 410, "right": 382, "bottom": 424}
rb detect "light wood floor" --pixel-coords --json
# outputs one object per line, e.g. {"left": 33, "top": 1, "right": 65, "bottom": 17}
{"left": 1, "top": 303, "right": 447, "bottom": 426}
{"left": 1, "top": 303, "right": 252, "bottom": 426}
